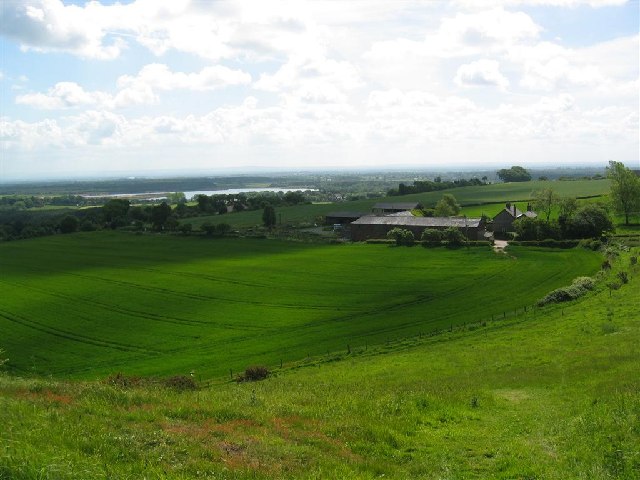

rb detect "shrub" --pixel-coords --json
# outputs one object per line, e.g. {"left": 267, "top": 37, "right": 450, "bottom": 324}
{"left": 104, "top": 372, "right": 145, "bottom": 388}
{"left": 443, "top": 227, "right": 466, "bottom": 247}
{"left": 578, "top": 238, "right": 603, "bottom": 251}
{"left": 238, "top": 365, "right": 269, "bottom": 382}
{"left": 630, "top": 256, "right": 637, "bottom": 266}
{"left": 617, "top": 271, "right": 629, "bottom": 284}
{"left": 421, "top": 228, "right": 442, "bottom": 243}
{"left": 162, "top": 375, "right": 198, "bottom": 391}
{"left": 387, "top": 228, "right": 414, "bottom": 246}
{"left": 537, "top": 276, "right": 595, "bottom": 306}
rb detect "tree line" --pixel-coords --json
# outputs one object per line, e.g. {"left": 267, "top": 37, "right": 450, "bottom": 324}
{"left": 388, "top": 176, "right": 487, "bottom": 196}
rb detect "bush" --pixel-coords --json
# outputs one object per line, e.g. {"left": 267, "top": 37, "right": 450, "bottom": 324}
{"left": 509, "top": 240, "right": 579, "bottom": 248}
{"left": 578, "top": 238, "right": 603, "bottom": 251}
{"left": 630, "top": 256, "right": 637, "bottom": 266}
{"left": 104, "top": 372, "right": 145, "bottom": 388}
{"left": 238, "top": 365, "right": 269, "bottom": 382}
{"left": 538, "top": 276, "right": 595, "bottom": 306}
{"left": 617, "top": 271, "right": 629, "bottom": 284}
{"left": 443, "top": 227, "right": 466, "bottom": 247}
{"left": 421, "top": 228, "right": 443, "bottom": 244}
{"left": 387, "top": 228, "right": 415, "bottom": 246}
{"left": 162, "top": 375, "right": 198, "bottom": 391}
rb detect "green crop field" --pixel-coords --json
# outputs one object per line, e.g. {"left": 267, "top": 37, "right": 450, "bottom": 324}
{"left": 0, "top": 231, "right": 602, "bottom": 380}
{"left": 0, "top": 244, "right": 637, "bottom": 479}
{"left": 187, "top": 179, "right": 610, "bottom": 228}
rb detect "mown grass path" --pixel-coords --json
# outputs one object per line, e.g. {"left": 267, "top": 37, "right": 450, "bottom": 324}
{"left": 0, "top": 231, "right": 601, "bottom": 379}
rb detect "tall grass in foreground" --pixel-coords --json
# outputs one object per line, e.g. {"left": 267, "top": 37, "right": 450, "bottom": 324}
{"left": 1, "top": 246, "right": 638, "bottom": 479}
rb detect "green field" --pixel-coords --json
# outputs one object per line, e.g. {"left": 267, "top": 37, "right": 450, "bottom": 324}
{"left": 187, "top": 179, "right": 611, "bottom": 228}
{"left": 1, "top": 244, "right": 637, "bottom": 479}
{"left": 0, "top": 231, "right": 602, "bottom": 379}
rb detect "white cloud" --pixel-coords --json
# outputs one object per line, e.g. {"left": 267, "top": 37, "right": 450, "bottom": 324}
{"left": 117, "top": 63, "right": 251, "bottom": 93}
{"left": 0, "top": 0, "right": 125, "bottom": 59}
{"left": 455, "top": 59, "right": 510, "bottom": 88}
{"left": 16, "top": 82, "right": 111, "bottom": 109}
{"left": 455, "top": 0, "right": 627, "bottom": 8}
{"left": 431, "top": 8, "right": 541, "bottom": 56}
{"left": 16, "top": 64, "right": 252, "bottom": 110}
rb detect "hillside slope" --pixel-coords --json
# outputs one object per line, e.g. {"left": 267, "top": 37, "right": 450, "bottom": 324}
{"left": 1, "top": 245, "right": 638, "bottom": 479}
{"left": 0, "top": 232, "right": 601, "bottom": 378}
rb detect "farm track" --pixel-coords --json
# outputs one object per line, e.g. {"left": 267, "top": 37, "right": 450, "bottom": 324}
{"left": 0, "top": 308, "right": 160, "bottom": 355}
{"left": 0, "top": 279, "right": 269, "bottom": 332}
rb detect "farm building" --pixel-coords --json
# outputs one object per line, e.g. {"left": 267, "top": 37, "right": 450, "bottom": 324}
{"left": 493, "top": 203, "right": 537, "bottom": 233}
{"left": 324, "top": 211, "right": 368, "bottom": 225}
{"left": 350, "top": 215, "right": 486, "bottom": 241}
{"left": 372, "top": 202, "right": 422, "bottom": 215}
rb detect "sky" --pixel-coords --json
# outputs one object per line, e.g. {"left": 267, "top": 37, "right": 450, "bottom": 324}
{"left": 0, "top": 0, "right": 638, "bottom": 180}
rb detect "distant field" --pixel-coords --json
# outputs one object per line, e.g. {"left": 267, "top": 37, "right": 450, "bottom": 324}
{"left": 0, "top": 232, "right": 601, "bottom": 379}
{"left": 188, "top": 179, "right": 610, "bottom": 228}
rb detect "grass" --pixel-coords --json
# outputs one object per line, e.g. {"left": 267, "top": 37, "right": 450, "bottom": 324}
{"left": 0, "top": 244, "right": 637, "bottom": 479}
{"left": 0, "top": 231, "right": 602, "bottom": 379}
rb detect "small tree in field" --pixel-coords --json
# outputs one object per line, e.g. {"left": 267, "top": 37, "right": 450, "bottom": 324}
{"left": 607, "top": 161, "right": 640, "bottom": 226}
{"left": 434, "top": 194, "right": 460, "bottom": 216}
{"left": 532, "top": 188, "right": 556, "bottom": 222}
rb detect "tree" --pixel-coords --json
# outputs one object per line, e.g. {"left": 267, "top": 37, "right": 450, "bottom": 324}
{"left": 557, "top": 197, "right": 578, "bottom": 219}
{"left": 607, "top": 161, "right": 640, "bottom": 225}
{"left": 497, "top": 166, "right": 531, "bottom": 182}
{"left": 150, "top": 202, "right": 172, "bottom": 230}
{"left": 59, "top": 215, "right": 79, "bottom": 234}
{"left": 532, "top": 188, "right": 556, "bottom": 221}
{"left": 262, "top": 205, "right": 276, "bottom": 229}
{"left": 434, "top": 194, "right": 460, "bottom": 216}
{"left": 566, "top": 204, "right": 614, "bottom": 238}
{"left": 102, "top": 199, "right": 130, "bottom": 224}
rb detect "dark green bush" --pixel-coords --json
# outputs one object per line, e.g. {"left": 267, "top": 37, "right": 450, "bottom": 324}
{"left": 162, "top": 375, "right": 198, "bottom": 391}
{"left": 238, "top": 365, "right": 269, "bottom": 382}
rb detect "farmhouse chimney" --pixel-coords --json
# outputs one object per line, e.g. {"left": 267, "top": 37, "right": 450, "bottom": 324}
{"left": 527, "top": 203, "right": 532, "bottom": 212}
{"left": 506, "top": 202, "right": 511, "bottom": 210}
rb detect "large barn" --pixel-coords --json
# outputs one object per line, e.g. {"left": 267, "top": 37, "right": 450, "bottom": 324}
{"left": 350, "top": 215, "right": 486, "bottom": 241}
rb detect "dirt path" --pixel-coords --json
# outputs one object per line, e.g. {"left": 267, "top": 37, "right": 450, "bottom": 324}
{"left": 493, "top": 240, "right": 508, "bottom": 253}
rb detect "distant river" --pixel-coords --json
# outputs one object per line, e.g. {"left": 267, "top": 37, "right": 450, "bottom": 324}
{"left": 183, "top": 187, "right": 317, "bottom": 200}
{"left": 82, "top": 187, "right": 317, "bottom": 200}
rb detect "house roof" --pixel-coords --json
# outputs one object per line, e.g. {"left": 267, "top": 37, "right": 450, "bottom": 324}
{"left": 373, "top": 202, "right": 421, "bottom": 210}
{"left": 496, "top": 205, "right": 537, "bottom": 219}
{"left": 352, "top": 215, "right": 483, "bottom": 228}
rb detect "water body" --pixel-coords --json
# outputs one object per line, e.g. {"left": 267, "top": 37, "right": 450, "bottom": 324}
{"left": 183, "top": 187, "right": 317, "bottom": 200}
{"left": 82, "top": 187, "right": 317, "bottom": 200}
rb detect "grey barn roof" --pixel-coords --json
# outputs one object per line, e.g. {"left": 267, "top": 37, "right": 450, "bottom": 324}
{"left": 352, "top": 215, "right": 482, "bottom": 228}
{"left": 325, "top": 211, "right": 368, "bottom": 218}
{"left": 373, "top": 202, "right": 421, "bottom": 210}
